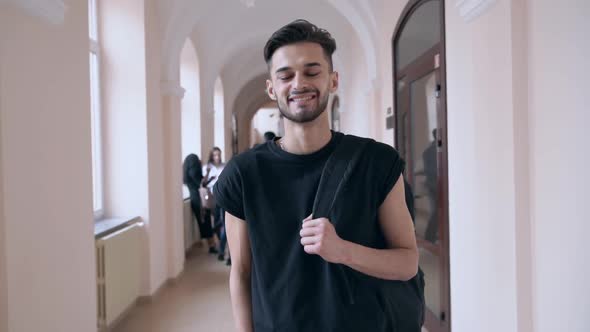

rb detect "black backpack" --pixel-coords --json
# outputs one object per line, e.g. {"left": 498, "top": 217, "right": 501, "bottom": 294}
{"left": 312, "top": 134, "right": 426, "bottom": 329}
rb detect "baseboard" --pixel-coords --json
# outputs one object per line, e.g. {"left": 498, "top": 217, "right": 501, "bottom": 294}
{"left": 99, "top": 267, "right": 187, "bottom": 331}
{"left": 136, "top": 281, "right": 166, "bottom": 305}
{"left": 104, "top": 300, "right": 138, "bottom": 332}
{"left": 136, "top": 270, "right": 185, "bottom": 305}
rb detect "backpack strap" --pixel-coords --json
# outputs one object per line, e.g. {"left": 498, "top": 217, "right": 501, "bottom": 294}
{"left": 311, "top": 134, "right": 425, "bottom": 322}
{"left": 312, "top": 135, "right": 370, "bottom": 219}
{"left": 310, "top": 134, "right": 369, "bottom": 304}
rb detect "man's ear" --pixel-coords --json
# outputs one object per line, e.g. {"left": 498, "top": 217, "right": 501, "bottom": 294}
{"left": 329, "top": 71, "right": 339, "bottom": 93}
{"left": 266, "top": 79, "right": 276, "bottom": 100}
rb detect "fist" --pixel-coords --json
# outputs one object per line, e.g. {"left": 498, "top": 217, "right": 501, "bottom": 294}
{"left": 299, "top": 215, "right": 346, "bottom": 264}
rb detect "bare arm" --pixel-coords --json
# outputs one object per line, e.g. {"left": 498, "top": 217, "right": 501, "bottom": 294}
{"left": 300, "top": 176, "right": 418, "bottom": 281}
{"left": 225, "top": 212, "right": 253, "bottom": 332}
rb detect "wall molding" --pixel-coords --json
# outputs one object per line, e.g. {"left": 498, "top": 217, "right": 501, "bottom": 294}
{"left": 160, "top": 81, "right": 186, "bottom": 99}
{"left": 456, "top": 0, "right": 496, "bottom": 23}
{"left": 2, "top": 0, "right": 67, "bottom": 25}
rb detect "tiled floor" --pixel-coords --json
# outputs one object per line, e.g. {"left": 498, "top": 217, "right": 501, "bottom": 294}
{"left": 113, "top": 246, "right": 429, "bottom": 332}
{"left": 112, "top": 246, "right": 234, "bottom": 332}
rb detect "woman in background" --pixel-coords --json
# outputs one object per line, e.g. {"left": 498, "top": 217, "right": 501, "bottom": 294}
{"left": 183, "top": 154, "right": 217, "bottom": 253}
{"left": 202, "top": 147, "right": 229, "bottom": 264}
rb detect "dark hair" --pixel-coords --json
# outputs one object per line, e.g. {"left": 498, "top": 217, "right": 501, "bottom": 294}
{"left": 183, "top": 154, "right": 202, "bottom": 184}
{"left": 263, "top": 131, "right": 276, "bottom": 142}
{"left": 208, "top": 147, "right": 222, "bottom": 165}
{"left": 263, "top": 19, "right": 336, "bottom": 71}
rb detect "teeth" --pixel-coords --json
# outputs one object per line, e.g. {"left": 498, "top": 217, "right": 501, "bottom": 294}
{"left": 291, "top": 95, "right": 313, "bottom": 101}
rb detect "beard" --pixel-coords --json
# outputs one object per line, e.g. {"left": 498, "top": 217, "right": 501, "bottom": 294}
{"left": 276, "top": 88, "right": 330, "bottom": 124}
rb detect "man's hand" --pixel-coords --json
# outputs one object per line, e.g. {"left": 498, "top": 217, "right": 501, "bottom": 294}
{"left": 299, "top": 215, "right": 347, "bottom": 264}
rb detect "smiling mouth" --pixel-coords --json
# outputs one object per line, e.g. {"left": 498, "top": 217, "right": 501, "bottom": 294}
{"left": 288, "top": 94, "right": 317, "bottom": 103}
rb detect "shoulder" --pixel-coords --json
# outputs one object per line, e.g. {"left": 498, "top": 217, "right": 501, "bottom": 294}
{"left": 342, "top": 134, "right": 401, "bottom": 160}
{"left": 221, "top": 144, "right": 268, "bottom": 176}
{"left": 341, "top": 134, "right": 405, "bottom": 188}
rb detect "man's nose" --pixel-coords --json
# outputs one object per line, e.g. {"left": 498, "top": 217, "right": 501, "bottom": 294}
{"left": 292, "top": 73, "right": 309, "bottom": 91}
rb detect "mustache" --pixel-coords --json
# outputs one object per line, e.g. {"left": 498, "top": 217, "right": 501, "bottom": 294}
{"left": 289, "top": 88, "right": 318, "bottom": 97}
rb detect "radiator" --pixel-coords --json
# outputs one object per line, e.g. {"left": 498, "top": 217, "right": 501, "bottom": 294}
{"left": 96, "top": 223, "right": 142, "bottom": 329}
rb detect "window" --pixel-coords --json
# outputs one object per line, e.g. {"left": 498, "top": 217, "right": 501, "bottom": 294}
{"left": 89, "top": 0, "right": 104, "bottom": 218}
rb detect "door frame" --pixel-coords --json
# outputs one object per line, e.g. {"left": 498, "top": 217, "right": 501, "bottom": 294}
{"left": 392, "top": 0, "right": 451, "bottom": 331}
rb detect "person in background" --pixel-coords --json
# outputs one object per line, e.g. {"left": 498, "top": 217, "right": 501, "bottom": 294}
{"left": 183, "top": 154, "right": 217, "bottom": 253}
{"left": 422, "top": 129, "right": 438, "bottom": 243}
{"left": 202, "top": 147, "right": 229, "bottom": 263}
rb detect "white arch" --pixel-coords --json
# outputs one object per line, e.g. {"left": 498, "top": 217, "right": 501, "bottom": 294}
{"left": 160, "top": 0, "right": 379, "bottom": 83}
{"left": 180, "top": 39, "right": 201, "bottom": 163}
{"left": 325, "top": 0, "right": 379, "bottom": 83}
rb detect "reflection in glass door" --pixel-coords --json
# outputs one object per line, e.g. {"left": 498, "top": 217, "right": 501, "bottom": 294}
{"left": 410, "top": 70, "right": 441, "bottom": 318}
{"left": 393, "top": 0, "right": 449, "bottom": 331}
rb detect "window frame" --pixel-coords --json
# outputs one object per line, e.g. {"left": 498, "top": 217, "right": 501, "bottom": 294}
{"left": 89, "top": 0, "right": 104, "bottom": 219}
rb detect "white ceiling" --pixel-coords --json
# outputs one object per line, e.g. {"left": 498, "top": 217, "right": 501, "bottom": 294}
{"left": 158, "top": 0, "right": 381, "bottom": 86}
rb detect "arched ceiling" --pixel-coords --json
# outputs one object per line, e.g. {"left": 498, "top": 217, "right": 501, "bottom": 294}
{"left": 159, "top": 0, "right": 380, "bottom": 95}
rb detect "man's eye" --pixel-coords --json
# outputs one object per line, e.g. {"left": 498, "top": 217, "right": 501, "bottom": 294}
{"left": 307, "top": 72, "right": 320, "bottom": 77}
{"left": 278, "top": 76, "right": 292, "bottom": 81}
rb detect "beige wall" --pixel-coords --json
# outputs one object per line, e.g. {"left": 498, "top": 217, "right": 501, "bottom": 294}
{"left": 340, "top": 34, "right": 372, "bottom": 138}
{"left": 446, "top": 1, "right": 519, "bottom": 330}
{"left": 0, "top": 54, "right": 7, "bottom": 331}
{"left": 144, "top": 0, "right": 169, "bottom": 295}
{"left": 181, "top": 40, "right": 202, "bottom": 162}
{"left": 162, "top": 92, "right": 185, "bottom": 279}
{"left": 511, "top": 0, "right": 534, "bottom": 331}
{"left": 100, "top": 0, "right": 153, "bottom": 294}
{"left": 528, "top": 1, "right": 589, "bottom": 331}
{"left": 214, "top": 77, "right": 226, "bottom": 158}
{"left": 0, "top": 2, "right": 96, "bottom": 331}
{"left": 100, "top": 0, "right": 150, "bottom": 219}
{"left": 195, "top": 50, "right": 216, "bottom": 160}
{"left": 223, "top": 81, "right": 234, "bottom": 160}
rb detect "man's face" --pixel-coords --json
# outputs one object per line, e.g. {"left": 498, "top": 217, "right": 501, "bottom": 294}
{"left": 266, "top": 42, "right": 338, "bottom": 124}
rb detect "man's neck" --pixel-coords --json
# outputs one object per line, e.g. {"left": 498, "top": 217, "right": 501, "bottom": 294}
{"left": 280, "top": 114, "right": 332, "bottom": 155}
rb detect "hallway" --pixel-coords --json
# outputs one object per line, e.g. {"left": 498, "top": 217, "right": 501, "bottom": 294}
{"left": 113, "top": 244, "right": 431, "bottom": 332}
{"left": 1, "top": 1, "right": 588, "bottom": 331}
{"left": 113, "top": 246, "right": 233, "bottom": 332}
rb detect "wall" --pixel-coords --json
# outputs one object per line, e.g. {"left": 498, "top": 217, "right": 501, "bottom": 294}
{"left": 144, "top": 0, "right": 168, "bottom": 295}
{"left": 214, "top": 77, "right": 226, "bottom": 158}
{"left": 375, "top": 0, "right": 407, "bottom": 147}
{"left": 183, "top": 199, "right": 200, "bottom": 251}
{"left": 528, "top": 1, "right": 590, "bottom": 331}
{"left": 446, "top": 1, "right": 518, "bottom": 331}
{"left": 0, "top": 2, "right": 96, "bottom": 331}
{"left": 100, "top": 0, "right": 150, "bottom": 220}
{"left": 340, "top": 34, "right": 372, "bottom": 138}
{"left": 232, "top": 75, "right": 269, "bottom": 153}
{"left": 161, "top": 91, "right": 185, "bottom": 279}
{"left": 193, "top": 41, "right": 216, "bottom": 160}
{"left": 511, "top": 0, "right": 534, "bottom": 330}
{"left": 0, "top": 38, "right": 7, "bottom": 331}
{"left": 181, "top": 40, "right": 202, "bottom": 162}
{"left": 222, "top": 75, "right": 234, "bottom": 159}
{"left": 100, "top": 0, "right": 152, "bottom": 295}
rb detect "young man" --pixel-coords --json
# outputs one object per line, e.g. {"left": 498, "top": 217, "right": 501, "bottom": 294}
{"left": 214, "top": 20, "right": 421, "bottom": 332}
